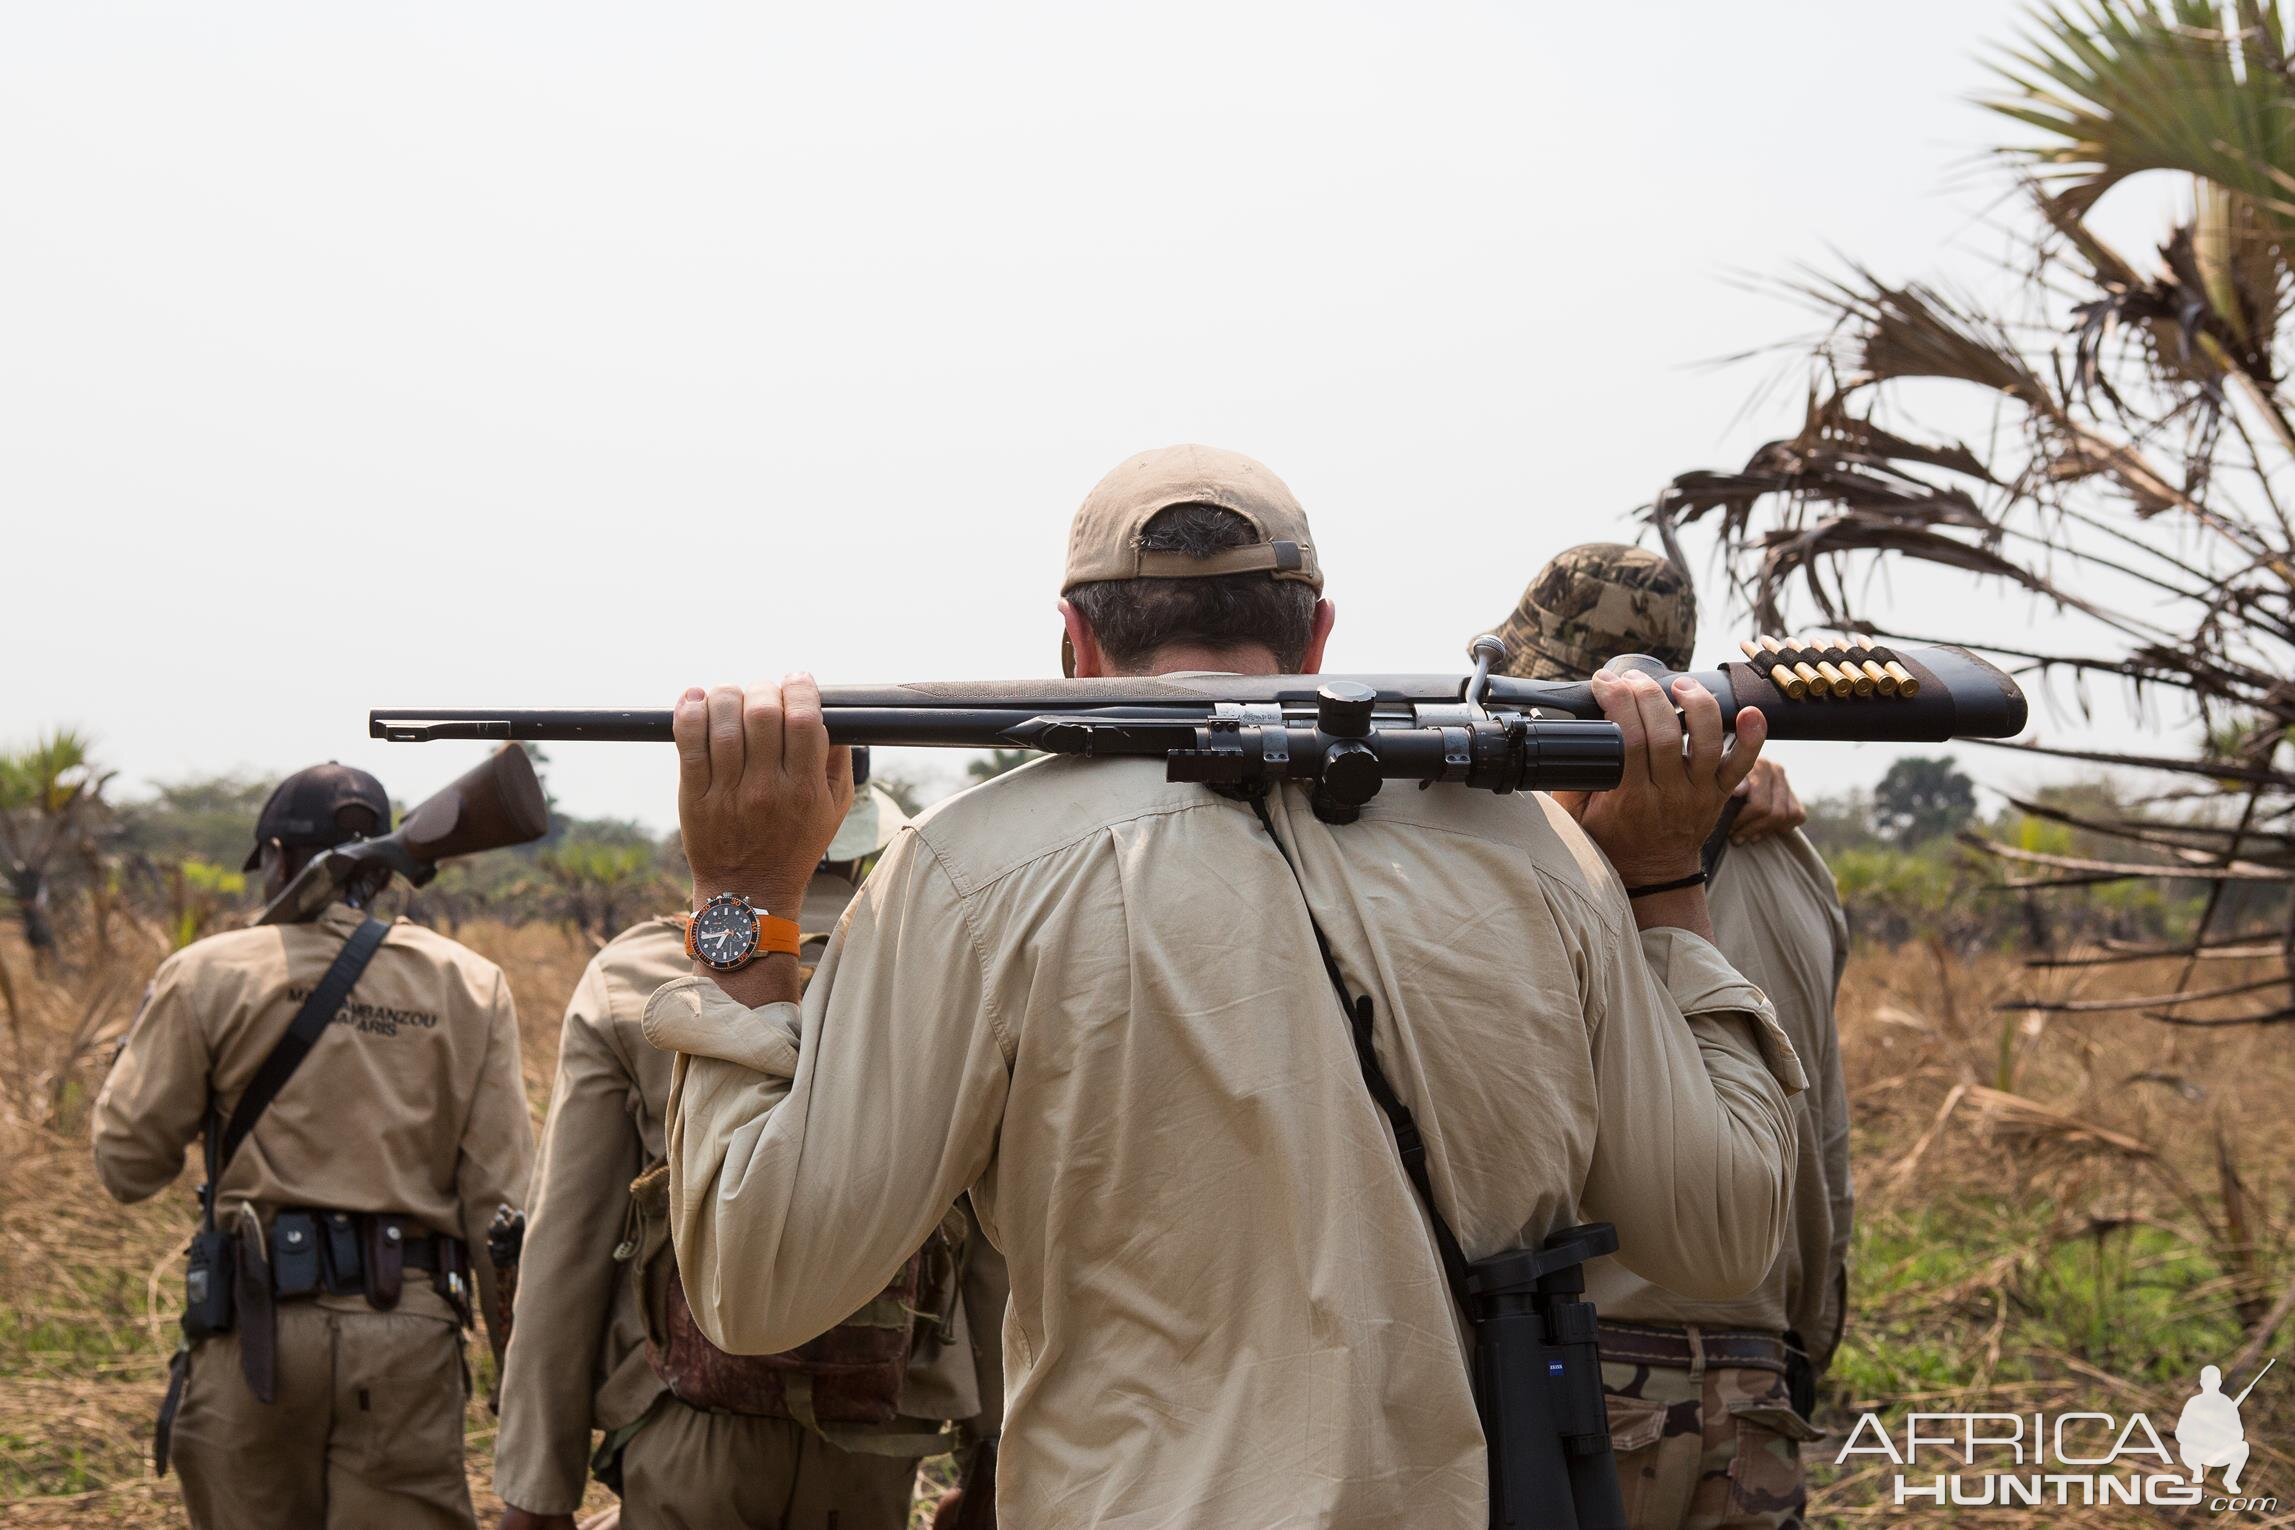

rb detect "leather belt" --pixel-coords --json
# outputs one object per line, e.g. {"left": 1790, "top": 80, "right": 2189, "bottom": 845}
{"left": 267, "top": 1235, "right": 443, "bottom": 1285}
{"left": 215, "top": 1208, "right": 473, "bottom": 1412}
{"left": 268, "top": 1207, "right": 465, "bottom": 1302}
{"left": 1596, "top": 1319, "right": 1790, "bottom": 1375}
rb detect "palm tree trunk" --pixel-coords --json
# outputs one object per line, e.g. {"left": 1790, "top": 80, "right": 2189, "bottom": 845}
{"left": 5, "top": 864, "right": 54, "bottom": 952}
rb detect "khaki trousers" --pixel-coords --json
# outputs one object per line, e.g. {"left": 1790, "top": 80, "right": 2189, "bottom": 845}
{"left": 617, "top": 1396, "right": 919, "bottom": 1530}
{"left": 169, "top": 1293, "right": 472, "bottom": 1530}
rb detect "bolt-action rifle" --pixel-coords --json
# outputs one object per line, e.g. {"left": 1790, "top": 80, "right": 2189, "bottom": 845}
{"left": 254, "top": 743, "right": 552, "bottom": 925}
{"left": 371, "top": 634, "right": 2026, "bottom": 824}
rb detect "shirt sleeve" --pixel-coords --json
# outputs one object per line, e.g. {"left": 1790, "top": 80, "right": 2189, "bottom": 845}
{"left": 1808, "top": 899, "right": 1854, "bottom": 1373}
{"left": 90, "top": 957, "right": 212, "bottom": 1204}
{"left": 645, "top": 829, "right": 1011, "bottom": 1356}
{"left": 493, "top": 962, "right": 644, "bottom": 1516}
{"left": 1579, "top": 924, "right": 1803, "bottom": 1302}
{"left": 456, "top": 965, "right": 536, "bottom": 1357}
{"left": 959, "top": 1201, "right": 1011, "bottom": 1436}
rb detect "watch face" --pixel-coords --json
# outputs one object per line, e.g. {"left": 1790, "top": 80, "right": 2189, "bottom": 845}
{"left": 692, "top": 895, "right": 761, "bottom": 969}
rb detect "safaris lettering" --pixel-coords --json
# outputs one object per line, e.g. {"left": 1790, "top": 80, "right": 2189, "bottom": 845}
{"left": 283, "top": 986, "right": 439, "bottom": 1039}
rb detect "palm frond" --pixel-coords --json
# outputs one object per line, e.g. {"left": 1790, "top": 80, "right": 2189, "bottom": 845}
{"left": 1655, "top": 0, "right": 2295, "bottom": 1022}
{"left": 1988, "top": 0, "right": 2295, "bottom": 225}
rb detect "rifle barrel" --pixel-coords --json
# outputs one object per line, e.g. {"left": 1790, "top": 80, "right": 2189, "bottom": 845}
{"left": 370, "top": 705, "right": 1140, "bottom": 746}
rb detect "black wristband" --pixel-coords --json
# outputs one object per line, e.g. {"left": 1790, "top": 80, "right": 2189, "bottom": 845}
{"left": 1625, "top": 870, "right": 1709, "bottom": 899}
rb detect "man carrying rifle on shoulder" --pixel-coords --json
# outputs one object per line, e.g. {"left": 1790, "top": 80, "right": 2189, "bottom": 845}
{"left": 1482, "top": 544, "right": 1853, "bottom": 1530}
{"left": 92, "top": 761, "right": 536, "bottom": 1530}
{"left": 494, "top": 777, "right": 1007, "bottom": 1530}
{"left": 643, "top": 445, "right": 1806, "bottom": 1528}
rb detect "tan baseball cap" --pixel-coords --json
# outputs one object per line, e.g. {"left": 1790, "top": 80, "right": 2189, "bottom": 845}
{"left": 1061, "top": 444, "right": 1323, "bottom": 594}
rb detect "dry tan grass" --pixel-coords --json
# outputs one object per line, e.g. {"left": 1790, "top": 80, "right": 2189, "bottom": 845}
{"left": 3, "top": 919, "right": 2291, "bottom": 1526}
{"left": 1817, "top": 947, "right": 2295, "bottom": 1527}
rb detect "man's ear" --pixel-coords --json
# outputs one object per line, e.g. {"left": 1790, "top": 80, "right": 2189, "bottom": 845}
{"left": 257, "top": 838, "right": 289, "bottom": 899}
{"left": 1298, "top": 599, "right": 1337, "bottom": 673}
{"left": 1058, "top": 599, "right": 1106, "bottom": 679}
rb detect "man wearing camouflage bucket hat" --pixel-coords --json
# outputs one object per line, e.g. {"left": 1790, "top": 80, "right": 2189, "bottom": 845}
{"left": 496, "top": 776, "right": 1006, "bottom": 1530}
{"left": 1489, "top": 541, "right": 1703, "bottom": 683}
{"left": 1482, "top": 542, "right": 1853, "bottom": 1530}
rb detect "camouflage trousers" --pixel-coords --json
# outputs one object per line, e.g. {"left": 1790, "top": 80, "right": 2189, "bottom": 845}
{"left": 1602, "top": 1348, "right": 1823, "bottom": 1530}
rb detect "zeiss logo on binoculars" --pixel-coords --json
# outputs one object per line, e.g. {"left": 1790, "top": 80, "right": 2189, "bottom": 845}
{"left": 1836, "top": 1359, "right": 2276, "bottom": 1513}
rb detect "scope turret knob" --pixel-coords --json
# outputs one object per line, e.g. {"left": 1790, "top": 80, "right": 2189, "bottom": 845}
{"left": 1316, "top": 681, "right": 1377, "bottom": 739}
{"left": 1310, "top": 739, "right": 1383, "bottom": 824}
{"left": 1319, "top": 740, "right": 1382, "bottom": 805}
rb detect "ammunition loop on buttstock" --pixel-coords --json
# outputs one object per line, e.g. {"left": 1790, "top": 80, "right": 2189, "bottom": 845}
{"left": 1742, "top": 633, "right": 1919, "bottom": 700}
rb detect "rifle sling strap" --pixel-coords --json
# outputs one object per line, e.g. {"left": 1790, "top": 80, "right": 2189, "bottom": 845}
{"left": 213, "top": 917, "right": 391, "bottom": 1184}
{"left": 1700, "top": 794, "right": 1746, "bottom": 885}
{"left": 1246, "top": 794, "right": 1473, "bottom": 1301}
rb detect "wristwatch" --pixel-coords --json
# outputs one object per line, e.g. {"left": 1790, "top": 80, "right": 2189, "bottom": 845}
{"left": 684, "top": 892, "right": 803, "bottom": 972}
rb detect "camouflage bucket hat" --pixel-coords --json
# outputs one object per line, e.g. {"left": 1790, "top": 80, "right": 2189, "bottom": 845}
{"left": 1483, "top": 543, "right": 1697, "bottom": 680}
{"left": 825, "top": 783, "right": 911, "bottom": 864}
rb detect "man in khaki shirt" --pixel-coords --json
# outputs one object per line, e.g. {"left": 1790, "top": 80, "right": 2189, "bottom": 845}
{"left": 93, "top": 761, "right": 534, "bottom": 1530}
{"left": 648, "top": 446, "right": 1805, "bottom": 1529}
{"left": 1484, "top": 543, "right": 1854, "bottom": 1530}
{"left": 495, "top": 784, "right": 1008, "bottom": 1530}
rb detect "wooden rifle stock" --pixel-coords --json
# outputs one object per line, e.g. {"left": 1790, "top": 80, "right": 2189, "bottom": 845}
{"left": 253, "top": 744, "right": 550, "bottom": 926}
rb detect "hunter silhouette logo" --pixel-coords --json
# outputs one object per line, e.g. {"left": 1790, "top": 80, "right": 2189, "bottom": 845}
{"left": 1835, "top": 1356, "right": 2278, "bottom": 1512}
{"left": 2178, "top": 1359, "right": 2272, "bottom": 1498}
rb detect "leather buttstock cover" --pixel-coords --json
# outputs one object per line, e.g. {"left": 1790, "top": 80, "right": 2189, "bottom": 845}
{"left": 1721, "top": 645, "right": 2027, "bottom": 742}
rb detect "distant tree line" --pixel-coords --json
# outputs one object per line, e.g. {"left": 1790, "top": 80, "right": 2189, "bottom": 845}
{"left": 0, "top": 735, "right": 691, "bottom": 959}
{"left": 5, "top": 734, "right": 2259, "bottom": 962}
{"left": 1801, "top": 756, "right": 2256, "bottom": 952}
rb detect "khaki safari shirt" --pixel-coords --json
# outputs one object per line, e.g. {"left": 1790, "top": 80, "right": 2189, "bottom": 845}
{"left": 493, "top": 885, "right": 1006, "bottom": 1516}
{"left": 92, "top": 900, "right": 534, "bottom": 1337}
{"left": 1585, "top": 829, "right": 1853, "bottom": 1369}
{"left": 647, "top": 757, "right": 1805, "bottom": 1530}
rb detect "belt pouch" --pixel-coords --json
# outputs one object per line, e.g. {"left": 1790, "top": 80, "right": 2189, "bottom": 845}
{"left": 363, "top": 1215, "right": 406, "bottom": 1310}
{"left": 322, "top": 1211, "right": 364, "bottom": 1294}
{"left": 182, "top": 1224, "right": 237, "bottom": 1340}
{"left": 271, "top": 1212, "right": 321, "bottom": 1298}
{"left": 434, "top": 1238, "right": 473, "bottom": 1326}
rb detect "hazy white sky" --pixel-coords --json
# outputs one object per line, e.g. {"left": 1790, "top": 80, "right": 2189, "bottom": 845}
{"left": 2, "top": 1, "right": 2175, "bottom": 825}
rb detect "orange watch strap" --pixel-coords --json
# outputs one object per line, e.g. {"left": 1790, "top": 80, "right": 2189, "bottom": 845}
{"left": 755, "top": 914, "right": 802, "bottom": 958}
{"left": 683, "top": 904, "right": 799, "bottom": 967}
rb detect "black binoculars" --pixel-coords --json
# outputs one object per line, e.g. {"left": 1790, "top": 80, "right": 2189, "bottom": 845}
{"left": 1466, "top": 1221, "right": 1626, "bottom": 1530}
